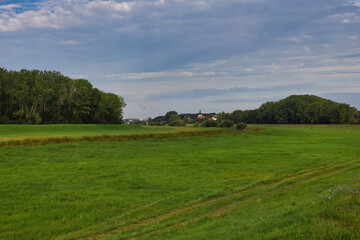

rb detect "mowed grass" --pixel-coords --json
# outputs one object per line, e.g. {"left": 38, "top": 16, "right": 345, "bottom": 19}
{"left": 0, "top": 125, "right": 359, "bottom": 239}
{"left": 0, "top": 124, "right": 248, "bottom": 147}
{"left": 0, "top": 124, "right": 216, "bottom": 143}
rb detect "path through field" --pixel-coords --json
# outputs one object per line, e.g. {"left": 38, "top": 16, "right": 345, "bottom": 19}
{"left": 72, "top": 158, "right": 359, "bottom": 240}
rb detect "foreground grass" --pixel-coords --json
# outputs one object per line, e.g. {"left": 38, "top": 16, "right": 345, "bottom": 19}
{"left": 0, "top": 125, "right": 359, "bottom": 239}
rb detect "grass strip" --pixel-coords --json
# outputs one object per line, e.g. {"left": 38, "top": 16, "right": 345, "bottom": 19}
{"left": 0, "top": 128, "right": 263, "bottom": 147}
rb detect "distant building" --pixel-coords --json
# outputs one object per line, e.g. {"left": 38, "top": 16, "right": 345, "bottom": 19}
{"left": 124, "top": 119, "right": 133, "bottom": 124}
{"left": 124, "top": 118, "right": 142, "bottom": 124}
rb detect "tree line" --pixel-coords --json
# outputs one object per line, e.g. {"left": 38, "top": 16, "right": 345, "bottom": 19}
{"left": 0, "top": 68, "right": 126, "bottom": 124}
{"left": 150, "top": 111, "right": 215, "bottom": 123}
{"left": 147, "top": 95, "right": 359, "bottom": 126}
{"left": 221, "top": 95, "right": 360, "bottom": 124}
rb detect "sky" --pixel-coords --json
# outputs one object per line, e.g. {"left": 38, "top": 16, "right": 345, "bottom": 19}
{"left": 1, "top": 0, "right": 360, "bottom": 118}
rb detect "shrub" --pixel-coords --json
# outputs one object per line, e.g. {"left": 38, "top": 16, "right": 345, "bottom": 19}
{"left": 149, "top": 122, "right": 163, "bottom": 126}
{"left": 169, "top": 120, "right": 186, "bottom": 126}
{"left": 187, "top": 119, "right": 195, "bottom": 124}
{"left": 203, "top": 120, "right": 218, "bottom": 127}
{"left": 236, "top": 122, "right": 247, "bottom": 130}
{"left": 219, "top": 119, "right": 234, "bottom": 128}
{"left": 0, "top": 115, "right": 10, "bottom": 124}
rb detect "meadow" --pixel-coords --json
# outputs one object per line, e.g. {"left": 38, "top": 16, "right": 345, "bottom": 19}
{"left": 0, "top": 124, "right": 214, "bottom": 141}
{"left": 0, "top": 124, "right": 359, "bottom": 239}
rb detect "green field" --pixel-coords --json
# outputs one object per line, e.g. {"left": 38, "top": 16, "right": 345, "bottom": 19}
{"left": 0, "top": 125, "right": 359, "bottom": 239}
{"left": 0, "top": 124, "right": 214, "bottom": 141}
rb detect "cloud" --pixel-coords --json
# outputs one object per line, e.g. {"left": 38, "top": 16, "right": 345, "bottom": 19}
{"left": 210, "top": 96, "right": 282, "bottom": 104}
{"left": 0, "top": 0, "right": 135, "bottom": 32}
{"left": 336, "top": 52, "right": 360, "bottom": 58}
{"left": 68, "top": 74, "right": 87, "bottom": 79}
{"left": 330, "top": 13, "right": 360, "bottom": 24}
{"left": 280, "top": 35, "right": 312, "bottom": 43}
{"left": 321, "top": 92, "right": 360, "bottom": 109}
{"left": 0, "top": 4, "right": 21, "bottom": 10}
{"left": 1, "top": 0, "right": 360, "bottom": 118}
{"left": 61, "top": 40, "right": 81, "bottom": 45}
{"left": 107, "top": 71, "right": 226, "bottom": 81}
{"left": 349, "top": 0, "right": 360, "bottom": 7}
{"left": 147, "top": 83, "right": 320, "bottom": 101}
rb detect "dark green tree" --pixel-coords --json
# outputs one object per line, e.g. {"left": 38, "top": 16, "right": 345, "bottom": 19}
{"left": 0, "top": 68, "right": 126, "bottom": 124}
{"left": 165, "top": 111, "right": 178, "bottom": 123}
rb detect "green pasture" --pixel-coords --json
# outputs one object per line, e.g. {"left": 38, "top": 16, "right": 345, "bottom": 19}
{"left": 0, "top": 124, "right": 211, "bottom": 142}
{"left": 0, "top": 125, "right": 359, "bottom": 239}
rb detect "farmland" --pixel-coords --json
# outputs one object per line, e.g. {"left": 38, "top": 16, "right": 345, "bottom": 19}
{"left": 0, "top": 125, "right": 359, "bottom": 239}
{"left": 0, "top": 124, "right": 212, "bottom": 141}
{"left": 0, "top": 124, "right": 238, "bottom": 147}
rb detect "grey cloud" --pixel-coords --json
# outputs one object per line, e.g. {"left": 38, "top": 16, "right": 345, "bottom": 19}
{"left": 148, "top": 83, "right": 319, "bottom": 101}
{"left": 321, "top": 92, "right": 360, "bottom": 109}
{"left": 336, "top": 53, "right": 360, "bottom": 59}
{"left": 209, "top": 96, "right": 285, "bottom": 104}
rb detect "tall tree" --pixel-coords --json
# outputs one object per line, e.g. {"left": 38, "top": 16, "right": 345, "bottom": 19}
{"left": 0, "top": 68, "right": 126, "bottom": 124}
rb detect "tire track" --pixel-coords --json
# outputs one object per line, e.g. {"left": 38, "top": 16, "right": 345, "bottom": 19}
{"left": 138, "top": 161, "right": 360, "bottom": 240}
{"left": 76, "top": 158, "right": 359, "bottom": 240}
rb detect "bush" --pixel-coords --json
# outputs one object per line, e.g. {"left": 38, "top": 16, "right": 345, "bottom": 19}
{"left": 149, "top": 122, "right": 163, "bottom": 126}
{"left": 236, "top": 122, "right": 247, "bottom": 130}
{"left": 149, "top": 121, "right": 166, "bottom": 126}
{"left": 169, "top": 120, "right": 186, "bottom": 126}
{"left": 203, "top": 120, "right": 218, "bottom": 127}
{"left": 0, "top": 115, "right": 10, "bottom": 124}
{"left": 187, "top": 119, "right": 195, "bottom": 124}
{"left": 219, "top": 119, "right": 234, "bottom": 128}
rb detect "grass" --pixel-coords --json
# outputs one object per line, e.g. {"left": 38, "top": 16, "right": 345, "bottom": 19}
{"left": 0, "top": 124, "right": 359, "bottom": 239}
{"left": 0, "top": 124, "right": 242, "bottom": 146}
{"left": 0, "top": 124, "right": 213, "bottom": 141}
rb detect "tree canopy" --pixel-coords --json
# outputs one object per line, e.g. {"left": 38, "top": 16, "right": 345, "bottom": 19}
{"left": 228, "top": 95, "right": 360, "bottom": 124}
{"left": 0, "top": 68, "right": 126, "bottom": 124}
{"left": 149, "top": 95, "right": 359, "bottom": 126}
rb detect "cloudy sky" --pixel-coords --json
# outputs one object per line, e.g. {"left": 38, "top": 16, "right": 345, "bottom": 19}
{"left": 1, "top": 0, "right": 360, "bottom": 118}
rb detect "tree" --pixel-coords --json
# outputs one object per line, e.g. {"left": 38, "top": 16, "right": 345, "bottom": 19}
{"left": 0, "top": 68, "right": 126, "bottom": 124}
{"left": 230, "top": 95, "right": 359, "bottom": 124}
{"left": 217, "top": 111, "right": 231, "bottom": 122}
{"left": 100, "top": 93, "right": 126, "bottom": 123}
{"left": 165, "top": 111, "right": 178, "bottom": 123}
{"left": 230, "top": 110, "right": 244, "bottom": 124}
{"left": 219, "top": 119, "right": 234, "bottom": 128}
{"left": 203, "top": 120, "right": 218, "bottom": 127}
{"left": 236, "top": 122, "right": 247, "bottom": 130}
{"left": 170, "top": 113, "right": 180, "bottom": 122}
{"left": 169, "top": 119, "right": 186, "bottom": 126}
